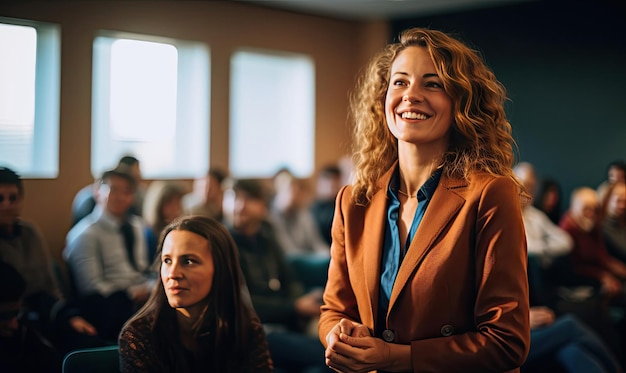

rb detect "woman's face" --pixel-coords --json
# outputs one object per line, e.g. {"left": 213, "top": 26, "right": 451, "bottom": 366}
{"left": 542, "top": 187, "right": 559, "bottom": 210}
{"left": 161, "top": 230, "right": 215, "bottom": 313}
{"left": 385, "top": 46, "right": 453, "bottom": 149}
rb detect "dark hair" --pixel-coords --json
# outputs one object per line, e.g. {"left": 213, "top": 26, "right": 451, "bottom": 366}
{"left": 118, "top": 155, "right": 140, "bottom": 167}
{"left": 319, "top": 165, "right": 341, "bottom": 179}
{"left": 124, "top": 216, "right": 259, "bottom": 371}
{"left": 532, "top": 178, "right": 562, "bottom": 224}
{"left": 207, "top": 167, "right": 228, "bottom": 185}
{"left": 232, "top": 179, "right": 270, "bottom": 206}
{"left": 0, "top": 166, "right": 24, "bottom": 196}
{"left": 100, "top": 165, "right": 137, "bottom": 190}
{"left": 606, "top": 160, "right": 626, "bottom": 174}
{"left": 0, "top": 261, "right": 26, "bottom": 302}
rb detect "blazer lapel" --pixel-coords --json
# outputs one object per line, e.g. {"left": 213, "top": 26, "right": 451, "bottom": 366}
{"left": 361, "top": 166, "right": 395, "bottom": 327}
{"left": 388, "top": 176, "right": 467, "bottom": 312}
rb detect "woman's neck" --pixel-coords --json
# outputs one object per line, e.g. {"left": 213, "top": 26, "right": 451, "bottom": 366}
{"left": 177, "top": 302, "right": 208, "bottom": 329}
{"left": 397, "top": 150, "right": 443, "bottom": 195}
{"left": 176, "top": 304, "right": 208, "bottom": 351}
{"left": 397, "top": 140, "right": 446, "bottom": 187}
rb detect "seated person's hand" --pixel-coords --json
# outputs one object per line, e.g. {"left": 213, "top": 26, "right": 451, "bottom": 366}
{"left": 607, "top": 258, "right": 626, "bottom": 279}
{"left": 529, "top": 306, "right": 555, "bottom": 329}
{"left": 600, "top": 272, "right": 622, "bottom": 297}
{"left": 127, "top": 283, "right": 152, "bottom": 303}
{"left": 69, "top": 316, "right": 97, "bottom": 336}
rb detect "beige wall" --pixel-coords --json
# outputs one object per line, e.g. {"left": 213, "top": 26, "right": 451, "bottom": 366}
{"left": 0, "top": 1, "right": 389, "bottom": 262}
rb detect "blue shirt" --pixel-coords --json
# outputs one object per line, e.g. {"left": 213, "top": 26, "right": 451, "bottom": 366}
{"left": 378, "top": 167, "right": 442, "bottom": 328}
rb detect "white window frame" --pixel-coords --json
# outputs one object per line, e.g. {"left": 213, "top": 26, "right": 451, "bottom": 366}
{"left": 230, "top": 48, "right": 315, "bottom": 178}
{"left": 0, "top": 17, "right": 60, "bottom": 178}
{"left": 92, "top": 31, "right": 210, "bottom": 179}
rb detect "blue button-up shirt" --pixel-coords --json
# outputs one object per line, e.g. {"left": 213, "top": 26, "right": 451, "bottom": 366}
{"left": 378, "top": 167, "right": 442, "bottom": 329}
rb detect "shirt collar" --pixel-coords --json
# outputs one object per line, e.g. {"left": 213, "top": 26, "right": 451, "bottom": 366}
{"left": 388, "top": 166, "right": 443, "bottom": 201}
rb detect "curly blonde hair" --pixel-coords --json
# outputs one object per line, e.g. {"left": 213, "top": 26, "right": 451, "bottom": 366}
{"left": 350, "top": 27, "right": 519, "bottom": 204}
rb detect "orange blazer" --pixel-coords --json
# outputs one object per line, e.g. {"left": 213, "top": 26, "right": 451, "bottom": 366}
{"left": 319, "top": 166, "right": 530, "bottom": 372}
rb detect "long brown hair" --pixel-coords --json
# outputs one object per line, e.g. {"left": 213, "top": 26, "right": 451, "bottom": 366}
{"left": 350, "top": 27, "right": 519, "bottom": 203}
{"left": 125, "top": 215, "right": 262, "bottom": 372}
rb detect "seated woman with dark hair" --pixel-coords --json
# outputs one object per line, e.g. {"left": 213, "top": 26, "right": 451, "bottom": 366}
{"left": 118, "top": 216, "right": 273, "bottom": 372}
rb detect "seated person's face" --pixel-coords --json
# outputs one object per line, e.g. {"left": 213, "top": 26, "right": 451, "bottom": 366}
{"left": 542, "top": 188, "right": 559, "bottom": 210}
{"left": 607, "top": 184, "right": 626, "bottom": 219}
{"left": 0, "top": 184, "right": 21, "bottom": 227}
{"left": 97, "top": 175, "right": 135, "bottom": 218}
{"left": 571, "top": 191, "right": 599, "bottom": 232}
{"left": 162, "top": 196, "right": 183, "bottom": 225}
{"left": 608, "top": 167, "right": 625, "bottom": 184}
{"left": 161, "top": 230, "right": 214, "bottom": 314}
{"left": 232, "top": 192, "right": 267, "bottom": 231}
{"left": 0, "top": 300, "right": 22, "bottom": 338}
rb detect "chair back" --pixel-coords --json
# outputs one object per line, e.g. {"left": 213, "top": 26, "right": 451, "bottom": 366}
{"left": 62, "top": 345, "right": 120, "bottom": 373}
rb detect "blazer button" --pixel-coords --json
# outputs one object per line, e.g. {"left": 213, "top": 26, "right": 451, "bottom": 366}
{"left": 440, "top": 324, "right": 454, "bottom": 336}
{"left": 382, "top": 329, "right": 395, "bottom": 342}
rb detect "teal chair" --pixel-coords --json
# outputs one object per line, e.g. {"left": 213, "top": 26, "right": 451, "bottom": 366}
{"left": 62, "top": 345, "right": 120, "bottom": 373}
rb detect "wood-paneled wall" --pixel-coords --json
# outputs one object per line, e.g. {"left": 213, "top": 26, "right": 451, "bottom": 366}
{"left": 0, "top": 1, "right": 390, "bottom": 262}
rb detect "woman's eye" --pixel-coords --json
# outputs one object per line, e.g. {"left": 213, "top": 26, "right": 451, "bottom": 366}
{"left": 393, "top": 79, "right": 407, "bottom": 86}
{"left": 163, "top": 258, "right": 171, "bottom": 264}
{"left": 185, "top": 258, "right": 195, "bottom": 265}
{"left": 426, "top": 81, "right": 443, "bottom": 88}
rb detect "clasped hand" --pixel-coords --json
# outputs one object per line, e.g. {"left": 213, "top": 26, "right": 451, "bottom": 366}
{"left": 325, "top": 318, "right": 390, "bottom": 373}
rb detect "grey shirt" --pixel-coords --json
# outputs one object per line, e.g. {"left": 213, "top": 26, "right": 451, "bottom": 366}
{"left": 64, "top": 206, "right": 154, "bottom": 297}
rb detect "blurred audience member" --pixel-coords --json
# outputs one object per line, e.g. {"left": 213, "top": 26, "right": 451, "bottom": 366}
{"left": 0, "top": 261, "right": 61, "bottom": 373}
{"left": 70, "top": 155, "right": 146, "bottom": 226}
{"left": 597, "top": 160, "right": 626, "bottom": 202}
{"left": 523, "top": 307, "right": 621, "bottom": 373}
{"left": 271, "top": 176, "right": 329, "bottom": 257}
{"left": 534, "top": 177, "right": 565, "bottom": 225}
{"left": 119, "top": 155, "right": 146, "bottom": 213}
{"left": 601, "top": 181, "right": 626, "bottom": 264}
{"left": 182, "top": 167, "right": 228, "bottom": 221}
{"left": 310, "top": 165, "right": 342, "bottom": 246}
{"left": 0, "top": 166, "right": 103, "bottom": 354}
{"left": 70, "top": 179, "right": 99, "bottom": 227}
{"left": 559, "top": 187, "right": 626, "bottom": 300}
{"left": 514, "top": 162, "right": 573, "bottom": 269}
{"left": 142, "top": 180, "right": 185, "bottom": 263}
{"left": 64, "top": 165, "right": 155, "bottom": 342}
{"left": 225, "top": 178, "right": 328, "bottom": 373}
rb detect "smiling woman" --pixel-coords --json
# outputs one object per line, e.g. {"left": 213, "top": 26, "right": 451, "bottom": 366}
{"left": 319, "top": 27, "right": 530, "bottom": 373}
{"left": 118, "top": 215, "right": 273, "bottom": 372}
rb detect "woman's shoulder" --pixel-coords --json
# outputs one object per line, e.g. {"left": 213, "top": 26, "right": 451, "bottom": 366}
{"left": 464, "top": 172, "right": 519, "bottom": 193}
{"left": 119, "top": 315, "right": 153, "bottom": 342}
{"left": 118, "top": 315, "right": 161, "bottom": 371}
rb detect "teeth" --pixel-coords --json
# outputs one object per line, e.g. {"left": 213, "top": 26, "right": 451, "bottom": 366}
{"left": 401, "top": 112, "right": 428, "bottom": 120}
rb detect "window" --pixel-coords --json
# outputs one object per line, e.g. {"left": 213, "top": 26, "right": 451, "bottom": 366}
{"left": 92, "top": 32, "right": 209, "bottom": 179}
{"left": 0, "top": 18, "right": 60, "bottom": 178}
{"left": 230, "top": 49, "right": 315, "bottom": 178}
